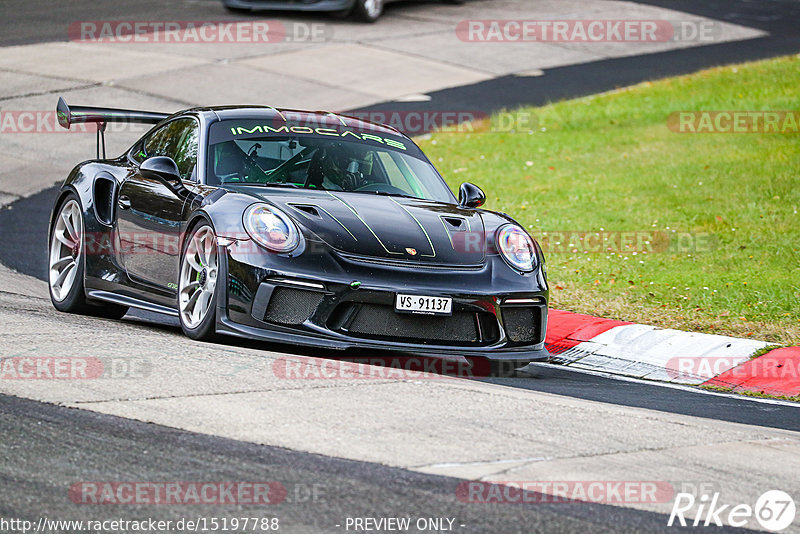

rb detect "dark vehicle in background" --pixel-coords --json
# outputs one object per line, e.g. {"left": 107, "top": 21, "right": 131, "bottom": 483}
{"left": 224, "top": 0, "right": 464, "bottom": 23}
{"left": 48, "top": 97, "right": 549, "bottom": 374}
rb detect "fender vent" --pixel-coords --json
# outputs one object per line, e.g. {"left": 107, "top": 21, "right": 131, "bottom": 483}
{"left": 93, "top": 176, "right": 116, "bottom": 226}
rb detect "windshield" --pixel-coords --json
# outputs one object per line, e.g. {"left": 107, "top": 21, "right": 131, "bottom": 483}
{"left": 206, "top": 120, "right": 455, "bottom": 203}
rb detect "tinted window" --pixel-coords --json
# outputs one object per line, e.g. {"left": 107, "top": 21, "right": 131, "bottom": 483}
{"left": 144, "top": 118, "right": 199, "bottom": 181}
{"left": 129, "top": 139, "right": 146, "bottom": 164}
{"left": 205, "top": 120, "right": 455, "bottom": 203}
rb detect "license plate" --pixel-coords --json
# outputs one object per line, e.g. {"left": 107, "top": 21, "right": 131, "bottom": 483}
{"left": 395, "top": 294, "right": 452, "bottom": 315}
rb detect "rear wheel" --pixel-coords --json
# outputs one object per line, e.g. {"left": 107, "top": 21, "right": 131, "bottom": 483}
{"left": 352, "top": 0, "right": 384, "bottom": 22}
{"left": 48, "top": 195, "right": 128, "bottom": 319}
{"left": 179, "top": 222, "right": 219, "bottom": 341}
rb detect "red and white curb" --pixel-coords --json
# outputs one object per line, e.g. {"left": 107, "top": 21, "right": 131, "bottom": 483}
{"left": 545, "top": 310, "right": 800, "bottom": 397}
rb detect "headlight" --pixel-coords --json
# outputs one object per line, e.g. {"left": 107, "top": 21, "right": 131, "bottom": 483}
{"left": 496, "top": 224, "right": 536, "bottom": 272}
{"left": 243, "top": 204, "right": 301, "bottom": 253}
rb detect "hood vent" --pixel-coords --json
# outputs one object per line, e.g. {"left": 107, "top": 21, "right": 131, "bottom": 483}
{"left": 289, "top": 204, "right": 321, "bottom": 218}
{"left": 442, "top": 216, "right": 466, "bottom": 231}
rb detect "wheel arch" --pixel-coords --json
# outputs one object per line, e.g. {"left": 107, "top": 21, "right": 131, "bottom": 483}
{"left": 49, "top": 184, "right": 86, "bottom": 246}
{"left": 50, "top": 162, "right": 116, "bottom": 233}
{"left": 178, "top": 212, "right": 224, "bottom": 340}
{"left": 181, "top": 209, "right": 216, "bottom": 257}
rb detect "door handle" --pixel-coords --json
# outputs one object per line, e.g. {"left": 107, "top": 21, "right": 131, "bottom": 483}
{"left": 117, "top": 195, "right": 131, "bottom": 210}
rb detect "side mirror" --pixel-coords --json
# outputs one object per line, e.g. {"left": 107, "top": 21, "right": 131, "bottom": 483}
{"left": 458, "top": 182, "right": 486, "bottom": 208}
{"left": 140, "top": 156, "right": 188, "bottom": 196}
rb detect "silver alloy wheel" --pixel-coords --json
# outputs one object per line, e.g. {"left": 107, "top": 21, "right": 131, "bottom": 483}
{"left": 49, "top": 199, "right": 83, "bottom": 302}
{"left": 179, "top": 225, "right": 218, "bottom": 329}
{"left": 363, "top": 0, "right": 383, "bottom": 17}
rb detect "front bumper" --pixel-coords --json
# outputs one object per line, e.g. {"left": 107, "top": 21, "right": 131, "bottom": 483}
{"left": 215, "top": 240, "right": 550, "bottom": 363}
{"left": 223, "top": 0, "right": 355, "bottom": 12}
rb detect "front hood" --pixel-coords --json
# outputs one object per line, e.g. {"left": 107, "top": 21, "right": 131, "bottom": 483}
{"left": 232, "top": 187, "right": 486, "bottom": 266}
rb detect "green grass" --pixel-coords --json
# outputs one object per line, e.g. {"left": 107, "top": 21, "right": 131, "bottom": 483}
{"left": 418, "top": 55, "right": 800, "bottom": 345}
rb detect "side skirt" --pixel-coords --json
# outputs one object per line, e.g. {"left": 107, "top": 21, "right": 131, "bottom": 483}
{"left": 86, "top": 289, "right": 179, "bottom": 317}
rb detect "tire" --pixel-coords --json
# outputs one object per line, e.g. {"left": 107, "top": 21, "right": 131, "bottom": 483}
{"left": 352, "top": 0, "right": 384, "bottom": 22}
{"left": 48, "top": 194, "right": 128, "bottom": 319}
{"left": 178, "top": 221, "right": 220, "bottom": 341}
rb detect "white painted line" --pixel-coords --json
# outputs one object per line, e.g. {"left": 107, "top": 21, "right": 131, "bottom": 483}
{"left": 421, "top": 457, "right": 551, "bottom": 469}
{"left": 394, "top": 93, "right": 432, "bottom": 102}
{"left": 529, "top": 363, "right": 800, "bottom": 408}
{"left": 515, "top": 69, "right": 545, "bottom": 77}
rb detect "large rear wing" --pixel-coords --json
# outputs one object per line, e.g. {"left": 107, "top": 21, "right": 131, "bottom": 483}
{"left": 56, "top": 97, "right": 170, "bottom": 158}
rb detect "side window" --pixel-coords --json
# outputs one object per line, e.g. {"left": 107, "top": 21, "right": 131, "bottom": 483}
{"left": 129, "top": 139, "right": 147, "bottom": 164}
{"left": 144, "top": 123, "right": 176, "bottom": 158}
{"left": 143, "top": 118, "right": 199, "bottom": 182}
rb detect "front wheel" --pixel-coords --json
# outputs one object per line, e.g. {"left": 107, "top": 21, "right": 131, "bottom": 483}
{"left": 352, "top": 0, "right": 384, "bottom": 22}
{"left": 179, "top": 222, "right": 219, "bottom": 341}
{"left": 48, "top": 195, "right": 128, "bottom": 319}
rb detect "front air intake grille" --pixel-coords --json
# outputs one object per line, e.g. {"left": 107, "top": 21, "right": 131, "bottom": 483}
{"left": 344, "top": 304, "right": 486, "bottom": 345}
{"left": 264, "top": 287, "right": 324, "bottom": 325}
{"left": 502, "top": 306, "right": 543, "bottom": 344}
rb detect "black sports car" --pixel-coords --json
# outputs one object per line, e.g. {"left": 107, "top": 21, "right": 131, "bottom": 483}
{"left": 49, "top": 98, "right": 549, "bottom": 371}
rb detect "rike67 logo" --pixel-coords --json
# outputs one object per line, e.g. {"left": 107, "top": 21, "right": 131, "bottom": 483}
{"left": 669, "top": 490, "right": 796, "bottom": 531}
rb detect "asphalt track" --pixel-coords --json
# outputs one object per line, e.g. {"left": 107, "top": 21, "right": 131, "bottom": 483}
{"left": 0, "top": 0, "right": 243, "bottom": 46}
{"left": 2, "top": 0, "right": 800, "bottom": 116}
{"left": 1, "top": 0, "right": 799, "bottom": 426}
{"left": 3, "top": 186, "right": 799, "bottom": 436}
{"left": 350, "top": 0, "right": 800, "bottom": 123}
{"left": 3, "top": 393, "right": 760, "bottom": 534}
{"left": 1, "top": 1, "right": 800, "bottom": 532}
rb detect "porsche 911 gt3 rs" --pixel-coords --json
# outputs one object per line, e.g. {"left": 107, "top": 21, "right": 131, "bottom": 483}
{"left": 48, "top": 97, "right": 550, "bottom": 370}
